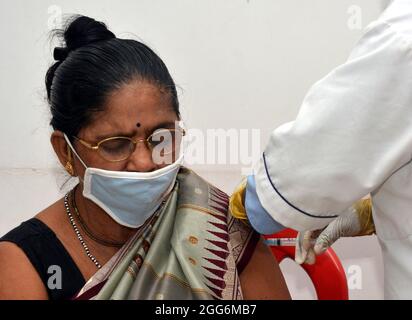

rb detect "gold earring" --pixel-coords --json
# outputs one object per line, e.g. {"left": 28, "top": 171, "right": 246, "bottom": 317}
{"left": 65, "top": 161, "right": 74, "bottom": 176}
{"left": 65, "top": 144, "right": 75, "bottom": 176}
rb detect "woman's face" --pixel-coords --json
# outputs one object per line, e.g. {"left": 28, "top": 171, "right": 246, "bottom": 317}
{"left": 72, "top": 80, "right": 180, "bottom": 176}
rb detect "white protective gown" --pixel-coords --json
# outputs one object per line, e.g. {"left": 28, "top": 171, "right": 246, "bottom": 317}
{"left": 252, "top": 0, "right": 412, "bottom": 299}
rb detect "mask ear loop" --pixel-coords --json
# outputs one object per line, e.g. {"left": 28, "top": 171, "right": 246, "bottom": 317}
{"left": 64, "top": 134, "right": 88, "bottom": 168}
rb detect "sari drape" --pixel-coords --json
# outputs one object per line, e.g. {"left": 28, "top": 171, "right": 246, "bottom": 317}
{"left": 73, "top": 167, "right": 259, "bottom": 300}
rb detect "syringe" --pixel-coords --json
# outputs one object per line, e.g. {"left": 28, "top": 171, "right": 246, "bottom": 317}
{"left": 264, "top": 238, "right": 316, "bottom": 247}
{"left": 264, "top": 238, "right": 298, "bottom": 246}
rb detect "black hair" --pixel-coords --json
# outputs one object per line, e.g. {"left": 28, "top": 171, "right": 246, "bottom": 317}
{"left": 46, "top": 15, "right": 180, "bottom": 141}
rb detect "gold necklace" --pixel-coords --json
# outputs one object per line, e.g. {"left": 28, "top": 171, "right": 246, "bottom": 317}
{"left": 70, "top": 186, "right": 125, "bottom": 248}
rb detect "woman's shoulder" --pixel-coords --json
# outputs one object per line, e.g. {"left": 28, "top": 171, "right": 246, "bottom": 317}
{"left": 1, "top": 218, "right": 53, "bottom": 243}
{"left": 0, "top": 197, "right": 85, "bottom": 300}
{"left": 0, "top": 202, "right": 62, "bottom": 299}
{"left": 0, "top": 233, "right": 49, "bottom": 299}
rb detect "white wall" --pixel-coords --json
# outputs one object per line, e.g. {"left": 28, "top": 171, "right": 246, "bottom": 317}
{"left": 0, "top": 0, "right": 389, "bottom": 299}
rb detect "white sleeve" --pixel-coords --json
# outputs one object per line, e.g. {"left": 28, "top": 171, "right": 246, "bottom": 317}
{"left": 254, "top": 1, "right": 412, "bottom": 231}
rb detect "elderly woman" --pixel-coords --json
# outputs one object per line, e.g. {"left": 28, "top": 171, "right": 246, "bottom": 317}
{"left": 0, "top": 15, "right": 290, "bottom": 300}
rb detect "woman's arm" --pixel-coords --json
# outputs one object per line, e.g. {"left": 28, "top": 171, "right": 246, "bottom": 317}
{"left": 0, "top": 242, "right": 48, "bottom": 299}
{"left": 230, "top": 177, "right": 290, "bottom": 299}
{"left": 239, "top": 236, "right": 291, "bottom": 300}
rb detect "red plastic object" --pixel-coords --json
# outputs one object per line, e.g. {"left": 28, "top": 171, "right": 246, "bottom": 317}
{"left": 265, "top": 229, "right": 349, "bottom": 300}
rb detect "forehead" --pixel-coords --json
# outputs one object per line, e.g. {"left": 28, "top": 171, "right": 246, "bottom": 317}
{"left": 83, "top": 80, "right": 177, "bottom": 138}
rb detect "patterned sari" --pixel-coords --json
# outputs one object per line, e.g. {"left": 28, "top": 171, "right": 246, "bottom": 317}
{"left": 73, "top": 167, "right": 259, "bottom": 300}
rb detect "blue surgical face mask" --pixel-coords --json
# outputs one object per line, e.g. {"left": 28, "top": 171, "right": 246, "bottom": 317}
{"left": 64, "top": 134, "right": 183, "bottom": 228}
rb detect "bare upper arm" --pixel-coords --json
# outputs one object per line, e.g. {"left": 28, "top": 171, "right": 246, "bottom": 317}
{"left": 0, "top": 241, "right": 48, "bottom": 300}
{"left": 239, "top": 236, "right": 291, "bottom": 300}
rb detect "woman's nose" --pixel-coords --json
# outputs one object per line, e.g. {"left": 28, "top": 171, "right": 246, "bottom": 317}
{"left": 125, "top": 142, "right": 157, "bottom": 172}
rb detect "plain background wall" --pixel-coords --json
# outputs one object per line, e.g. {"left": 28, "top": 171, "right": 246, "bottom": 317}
{"left": 0, "top": 0, "right": 391, "bottom": 299}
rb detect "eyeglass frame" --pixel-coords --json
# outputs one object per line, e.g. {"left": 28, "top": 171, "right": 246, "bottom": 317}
{"left": 72, "top": 127, "right": 186, "bottom": 163}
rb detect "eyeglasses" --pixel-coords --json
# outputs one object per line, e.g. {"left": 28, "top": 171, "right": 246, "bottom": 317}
{"left": 73, "top": 128, "right": 185, "bottom": 163}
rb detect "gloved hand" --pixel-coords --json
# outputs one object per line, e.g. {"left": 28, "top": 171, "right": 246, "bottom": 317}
{"left": 295, "top": 198, "right": 374, "bottom": 265}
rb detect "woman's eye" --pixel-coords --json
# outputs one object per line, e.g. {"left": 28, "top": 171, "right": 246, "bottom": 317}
{"left": 101, "top": 139, "right": 131, "bottom": 153}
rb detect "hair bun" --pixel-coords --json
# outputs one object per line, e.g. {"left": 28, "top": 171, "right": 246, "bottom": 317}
{"left": 54, "top": 15, "right": 115, "bottom": 61}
